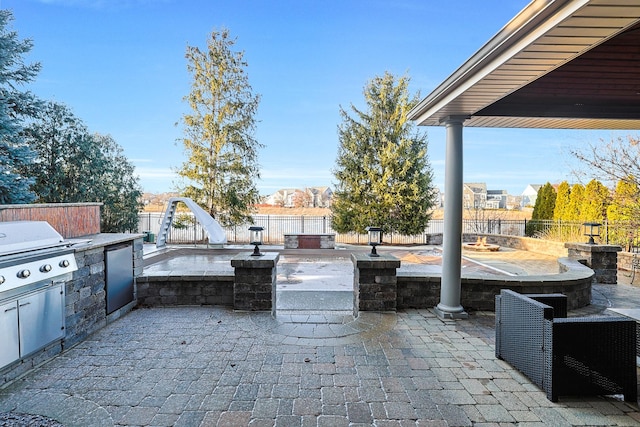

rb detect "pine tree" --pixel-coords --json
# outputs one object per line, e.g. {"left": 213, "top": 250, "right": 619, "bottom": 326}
{"left": 566, "top": 183, "right": 585, "bottom": 221}
{"left": 177, "top": 28, "right": 261, "bottom": 227}
{"left": 90, "top": 134, "right": 143, "bottom": 232}
{"left": 531, "top": 182, "right": 556, "bottom": 220}
{"left": 607, "top": 178, "right": 640, "bottom": 250}
{"left": 607, "top": 178, "right": 640, "bottom": 222}
{"left": 22, "top": 102, "right": 142, "bottom": 232}
{"left": 581, "top": 179, "right": 609, "bottom": 222}
{"left": 0, "top": 10, "right": 41, "bottom": 203}
{"left": 553, "top": 181, "right": 571, "bottom": 220}
{"left": 331, "top": 72, "right": 436, "bottom": 236}
{"left": 22, "top": 101, "right": 89, "bottom": 202}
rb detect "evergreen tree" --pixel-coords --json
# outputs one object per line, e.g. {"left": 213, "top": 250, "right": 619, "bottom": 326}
{"left": 606, "top": 178, "right": 640, "bottom": 250}
{"left": 331, "top": 72, "right": 436, "bottom": 236}
{"left": 90, "top": 134, "right": 143, "bottom": 233}
{"left": 22, "top": 101, "right": 89, "bottom": 201}
{"left": 0, "top": 10, "right": 41, "bottom": 203}
{"left": 22, "top": 102, "right": 142, "bottom": 232}
{"left": 177, "top": 27, "right": 261, "bottom": 227}
{"left": 553, "top": 181, "right": 571, "bottom": 221}
{"left": 607, "top": 178, "right": 640, "bottom": 222}
{"left": 566, "top": 183, "right": 585, "bottom": 221}
{"left": 531, "top": 182, "right": 556, "bottom": 220}
{"left": 581, "top": 179, "right": 609, "bottom": 222}
{"left": 527, "top": 182, "right": 556, "bottom": 236}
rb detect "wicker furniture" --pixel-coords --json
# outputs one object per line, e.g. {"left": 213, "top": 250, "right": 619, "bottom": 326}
{"left": 495, "top": 289, "right": 637, "bottom": 402}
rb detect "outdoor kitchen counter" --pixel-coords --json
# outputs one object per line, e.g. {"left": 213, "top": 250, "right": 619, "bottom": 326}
{"left": 0, "top": 230, "right": 143, "bottom": 387}
{"left": 70, "top": 232, "right": 144, "bottom": 250}
{"left": 63, "top": 232, "right": 145, "bottom": 349}
{"left": 70, "top": 233, "right": 144, "bottom": 276}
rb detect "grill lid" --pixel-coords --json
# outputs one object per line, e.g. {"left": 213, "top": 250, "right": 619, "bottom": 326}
{"left": 0, "top": 221, "right": 66, "bottom": 256}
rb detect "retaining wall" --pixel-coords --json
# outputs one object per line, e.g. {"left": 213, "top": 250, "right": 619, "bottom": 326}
{"left": 397, "top": 257, "right": 594, "bottom": 311}
{"left": 136, "top": 273, "right": 234, "bottom": 306}
{"left": 426, "top": 233, "right": 568, "bottom": 257}
{"left": 135, "top": 243, "right": 595, "bottom": 314}
{"left": 618, "top": 251, "right": 640, "bottom": 275}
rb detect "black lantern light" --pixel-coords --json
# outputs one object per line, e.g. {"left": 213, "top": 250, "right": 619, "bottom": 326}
{"left": 366, "top": 226, "right": 382, "bottom": 257}
{"left": 583, "top": 222, "right": 601, "bottom": 245}
{"left": 249, "top": 226, "right": 264, "bottom": 256}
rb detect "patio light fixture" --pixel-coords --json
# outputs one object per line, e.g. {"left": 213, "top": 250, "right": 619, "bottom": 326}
{"left": 366, "top": 226, "right": 382, "bottom": 257}
{"left": 583, "top": 222, "right": 601, "bottom": 245}
{"left": 249, "top": 226, "right": 264, "bottom": 256}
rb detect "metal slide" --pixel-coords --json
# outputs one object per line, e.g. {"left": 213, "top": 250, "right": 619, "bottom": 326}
{"left": 155, "top": 197, "right": 227, "bottom": 248}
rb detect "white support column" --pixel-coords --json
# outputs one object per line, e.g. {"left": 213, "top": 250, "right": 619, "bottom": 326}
{"left": 435, "top": 117, "right": 468, "bottom": 319}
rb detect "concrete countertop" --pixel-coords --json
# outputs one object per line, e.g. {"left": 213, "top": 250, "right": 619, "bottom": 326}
{"left": 68, "top": 233, "right": 143, "bottom": 252}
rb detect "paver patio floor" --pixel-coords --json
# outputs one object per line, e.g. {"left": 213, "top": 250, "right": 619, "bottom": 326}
{"left": 1, "top": 246, "right": 640, "bottom": 426}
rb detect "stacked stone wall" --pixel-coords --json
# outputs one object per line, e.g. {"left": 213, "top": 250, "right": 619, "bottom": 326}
{"left": 397, "top": 257, "right": 593, "bottom": 311}
{"left": 351, "top": 254, "right": 400, "bottom": 313}
{"left": 284, "top": 234, "right": 335, "bottom": 249}
{"left": 565, "top": 243, "right": 621, "bottom": 284}
{"left": 136, "top": 273, "right": 234, "bottom": 306}
{"left": 65, "top": 247, "right": 107, "bottom": 348}
{"left": 231, "top": 253, "right": 279, "bottom": 312}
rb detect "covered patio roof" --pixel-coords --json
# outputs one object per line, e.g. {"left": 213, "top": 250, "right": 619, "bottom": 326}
{"left": 408, "top": 0, "right": 640, "bottom": 320}
{"left": 408, "top": 0, "right": 640, "bottom": 129}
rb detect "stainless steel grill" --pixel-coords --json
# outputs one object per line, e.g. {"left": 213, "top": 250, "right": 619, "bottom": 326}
{"left": 0, "top": 221, "right": 80, "bottom": 370}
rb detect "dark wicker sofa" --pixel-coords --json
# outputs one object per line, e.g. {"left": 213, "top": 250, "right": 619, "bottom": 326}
{"left": 495, "top": 289, "right": 637, "bottom": 402}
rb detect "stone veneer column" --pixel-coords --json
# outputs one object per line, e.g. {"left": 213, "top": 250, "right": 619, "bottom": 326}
{"left": 565, "top": 242, "right": 622, "bottom": 284}
{"left": 351, "top": 253, "right": 401, "bottom": 316}
{"left": 231, "top": 252, "right": 279, "bottom": 313}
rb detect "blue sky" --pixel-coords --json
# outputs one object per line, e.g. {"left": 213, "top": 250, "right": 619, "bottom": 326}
{"left": 5, "top": 0, "right": 626, "bottom": 196}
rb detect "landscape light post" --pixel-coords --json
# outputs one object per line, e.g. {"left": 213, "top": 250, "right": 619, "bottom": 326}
{"left": 366, "top": 226, "right": 382, "bottom": 257}
{"left": 583, "top": 222, "right": 601, "bottom": 245}
{"left": 249, "top": 225, "right": 264, "bottom": 256}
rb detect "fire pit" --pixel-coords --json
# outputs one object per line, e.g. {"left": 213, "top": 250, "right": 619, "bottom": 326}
{"left": 462, "top": 236, "right": 500, "bottom": 252}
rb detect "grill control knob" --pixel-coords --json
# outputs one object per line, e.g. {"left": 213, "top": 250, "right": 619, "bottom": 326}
{"left": 59, "top": 259, "right": 70, "bottom": 268}
{"left": 17, "top": 269, "right": 31, "bottom": 279}
{"left": 0, "top": 276, "right": 4, "bottom": 285}
{"left": 40, "top": 264, "right": 52, "bottom": 273}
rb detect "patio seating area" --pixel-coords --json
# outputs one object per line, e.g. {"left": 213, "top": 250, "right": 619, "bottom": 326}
{"left": 496, "top": 289, "right": 637, "bottom": 403}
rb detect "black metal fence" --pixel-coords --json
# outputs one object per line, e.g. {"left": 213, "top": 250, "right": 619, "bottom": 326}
{"left": 137, "top": 212, "right": 640, "bottom": 248}
{"left": 522, "top": 219, "right": 640, "bottom": 252}
{"left": 136, "top": 213, "right": 516, "bottom": 245}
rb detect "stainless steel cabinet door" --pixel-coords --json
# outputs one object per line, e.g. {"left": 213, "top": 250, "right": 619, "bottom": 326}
{"left": 18, "top": 285, "right": 64, "bottom": 357}
{"left": 0, "top": 300, "right": 19, "bottom": 369}
{"left": 105, "top": 245, "right": 134, "bottom": 314}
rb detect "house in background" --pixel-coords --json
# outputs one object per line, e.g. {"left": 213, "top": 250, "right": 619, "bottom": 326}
{"left": 306, "top": 186, "right": 333, "bottom": 208}
{"left": 463, "top": 183, "right": 487, "bottom": 209}
{"left": 521, "top": 184, "right": 542, "bottom": 208}
{"left": 461, "top": 183, "right": 512, "bottom": 210}
{"left": 506, "top": 194, "right": 522, "bottom": 210}
{"left": 264, "top": 187, "right": 333, "bottom": 208}
{"left": 264, "top": 188, "right": 297, "bottom": 207}
{"left": 486, "top": 189, "right": 507, "bottom": 209}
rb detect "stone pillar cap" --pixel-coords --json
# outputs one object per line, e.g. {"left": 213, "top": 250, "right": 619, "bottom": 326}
{"left": 231, "top": 251, "right": 279, "bottom": 267}
{"left": 351, "top": 252, "right": 401, "bottom": 268}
